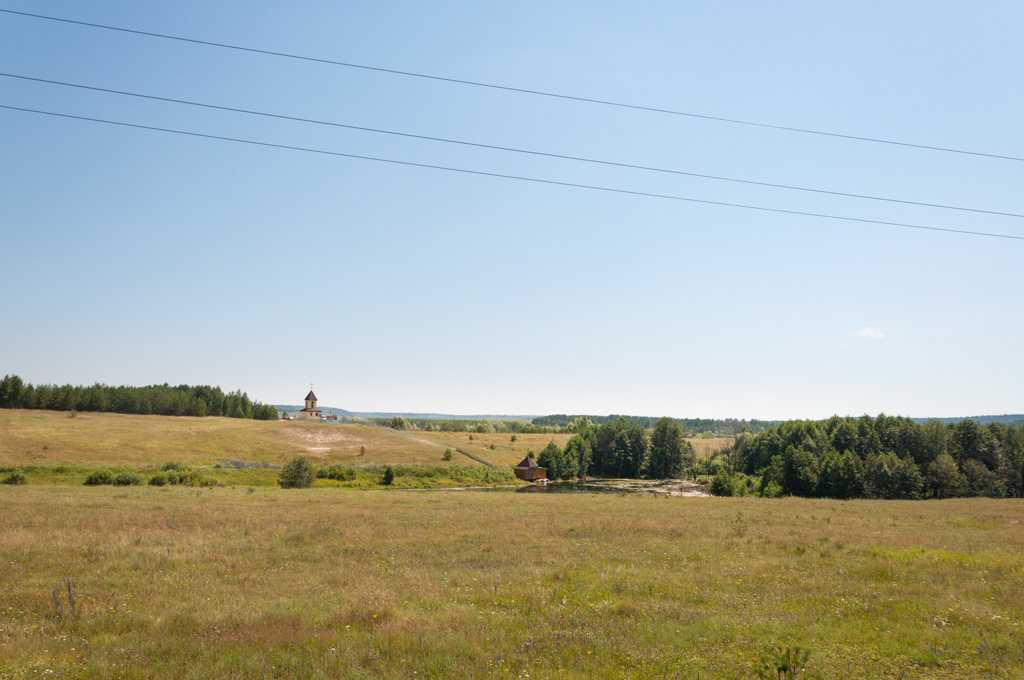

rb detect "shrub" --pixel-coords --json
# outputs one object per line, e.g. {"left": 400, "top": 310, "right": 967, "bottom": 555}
{"left": 382, "top": 465, "right": 395, "bottom": 486}
{"left": 317, "top": 464, "right": 356, "bottom": 481}
{"left": 149, "top": 472, "right": 169, "bottom": 486}
{"left": 754, "top": 645, "right": 813, "bottom": 679}
{"left": 114, "top": 471, "right": 143, "bottom": 486}
{"left": 84, "top": 469, "right": 115, "bottom": 486}
{"left": 709, "top": 470, "right": 734, "bottom": 496}
{"left": 760, "top": 481, "right": 784, "bottom": 498}
{"left": 279, "top": 456, "right": 315, "bottom": 488}
{"left": 442, "top": 449, "right": 453, "bottom": 461}
{"left": 2, "top": 471, "right": 27, "bottom": 485}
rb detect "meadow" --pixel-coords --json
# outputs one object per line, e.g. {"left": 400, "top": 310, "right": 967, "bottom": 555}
{"left": 0, "top": 410, "right": 575, "bottom": 487}
{"left": 1, "top": 485, "right": 1023, "bottom": 679}
{"left": 2, "top": 410, "right": 1023, "bottom": 678}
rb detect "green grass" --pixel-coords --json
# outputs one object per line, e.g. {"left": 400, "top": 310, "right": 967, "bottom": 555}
{"left": 0, "top": 462, "right": 514, "bottom": 489}
{"left": 1, "top": 487, "right": 1022, "bottom": 678}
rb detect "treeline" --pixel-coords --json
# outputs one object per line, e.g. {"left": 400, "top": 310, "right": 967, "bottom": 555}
{"left": 726, "top": 414, "right": 1024, "bottom": 499}
{"left": 535, "top": 416, "right": 695, "bottom": 480}
{"left": 0, "top": 374, "right": 278, "bottom": 420}
{"left": 532, "top": 414, "right": 776, "bottom": 436}
{"left": 371, "top": 416, "right": 562, "bottom": 434}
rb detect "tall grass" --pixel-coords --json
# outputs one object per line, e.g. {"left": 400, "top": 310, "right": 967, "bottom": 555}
{"left": 1, "top": 487, "right": 1021, "bottom": 678}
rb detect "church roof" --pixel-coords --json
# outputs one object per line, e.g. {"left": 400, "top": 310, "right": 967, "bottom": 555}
{"left": 305, "top": 390, "right": 317, "bottom": 402}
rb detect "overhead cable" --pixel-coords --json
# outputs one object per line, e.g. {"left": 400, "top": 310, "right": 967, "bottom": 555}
{"left": 2, "top": 7, "right": 1022, "bottom": 164}
{"left": 3, "top": 73, "right": 1020, "bottom": 220}
{"left": 2, "top": 104, "right": 1021, "bottom": 242}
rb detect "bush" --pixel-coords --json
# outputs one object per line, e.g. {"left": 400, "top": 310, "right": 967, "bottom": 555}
{"left": 317, "top": 464, "right": 356, "bottom": 481}
{"left": 114, "top": 471, "right": 143, "bottom": 486}
{"left": 709, "top": 470, "right": 734, "bottom": 496}
{"left": 760, "top": 481, "right": 784, "bottom": 498}
{"left": 2, "top": 471, "right": 27, "bottom": 485}
{"left": 279, "top": 456, "right": 315, "bottom": 488}
{"left": 151, "top": 463, "right": 215, "bottom": 486}
{"left": 382, "top": 465, "right": 395, "bottom": 486}
{"left": 84, "top": 469, "right": 115, "bottom": 486}
{"left": 442, "top": 449, "right": 453, "bottom": 461}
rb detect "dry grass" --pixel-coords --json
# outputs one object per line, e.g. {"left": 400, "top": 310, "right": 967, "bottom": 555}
{"left": 0, "top": 410, "right": 477, "bottom": 468}
{"left": 1, "top": 485, "right": 1022, "bottom": 679}
{"left": 416, "top": 431, "right": 575, "bottom": 467}
{"left": 687, "top": 437, "right": 734, "bottom": 460}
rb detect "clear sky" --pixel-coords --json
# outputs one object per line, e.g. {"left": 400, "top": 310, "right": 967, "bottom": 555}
{"left": 2, "top": 1, "right": 1022, "bottom": 420}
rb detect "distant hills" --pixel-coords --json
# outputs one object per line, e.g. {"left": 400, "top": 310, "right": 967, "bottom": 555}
{"left": 274, "top": 406, "right": 535, "bottom": 421}
{"left": 912, "top": 414, "right": 1024, "bottom": 427}
{"left": 276, "top": 406, "right": 1024, "bottom": 432}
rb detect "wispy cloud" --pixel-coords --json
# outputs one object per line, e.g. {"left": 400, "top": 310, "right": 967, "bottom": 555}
{"left": 855, "top": 327, "right": 886, "bottom": 339}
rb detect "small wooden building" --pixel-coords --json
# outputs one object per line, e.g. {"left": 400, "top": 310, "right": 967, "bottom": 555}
{"left": 514, "top": 456, "right": 547, "bottom": 481}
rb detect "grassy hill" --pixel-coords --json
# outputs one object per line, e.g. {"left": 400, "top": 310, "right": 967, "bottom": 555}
{"left": 0, "top": 410, "right": 581, "bottom": 486}
{"left": 0, "top": 410, "right": 576, "bottom": 467}
{"left": 0, "top": 410, "right": 730, "bottom": 488}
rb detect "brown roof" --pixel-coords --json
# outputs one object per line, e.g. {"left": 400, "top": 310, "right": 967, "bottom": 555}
{"left": 305, "top": 390, "right": 317, "bottom": 402}
{"left": 514, "top": 456, "right": 538, "bottom": 469}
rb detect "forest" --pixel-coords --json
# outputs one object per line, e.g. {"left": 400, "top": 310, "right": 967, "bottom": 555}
{"left": 0, "top": 374, "right": 278, "bottom": 420}
{"left": 367, "top": 416, "right": 564, "bottom": 434}
{"left": 723, "top": 414, "right": 1024, "bottom": 499}
{"left": 534, "top": 416, "right": 695, "bottom": 481}
{"left": 531, "top": 413, "right": 777, "bottom": 436}
{"left": 527, "top": 413, "right": 1024, "bottom": 500}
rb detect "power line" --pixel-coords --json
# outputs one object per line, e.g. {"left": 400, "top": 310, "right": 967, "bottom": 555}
{"left": 2, "top": 103, "right": 1021, "bottom": 242}
{"left": 3, "top": 7, "right": 1022, "bottom": 164}
{"left": 4, "top": 72, "right": 1021, "bottom": 221}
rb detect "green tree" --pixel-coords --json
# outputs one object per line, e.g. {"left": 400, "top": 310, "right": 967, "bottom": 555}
{"left": 926, "top": 453, "right": 966, "bottom": 499}
{"left": 647, "top": 417, "right": 687, "bottom": 479}
{"left": 382, "top": 465, "right": 395, "bottom": 485}
{"left": 537, "top": 441, "right": 566, "bottom": 480}
{"left": 709, "top": 469, "right": 734, "bottom": 496}
{"left": 864, "top": 452, "right": 923, "bottom": 500}
{"left": 962, "top": 459, "right": 1004, "bottom": 497}
{"left": 817, "top": 450, "right": 864, "bottom": 499}
{"left": 781, "top": 446, "right": 819, "bottom": 497}
{"left": 278, "top": 456, "right": 315, "bottom": 488}
{"left": 567, "top": 416, "right": 593, "bottom": 433}
{"left": 563, "top": 434, "right": 592, "bottom": 479}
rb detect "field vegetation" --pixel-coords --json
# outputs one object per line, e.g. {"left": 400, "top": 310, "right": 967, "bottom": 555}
{"left": 1, "top": 486, "right": 1022, "bottom": 678}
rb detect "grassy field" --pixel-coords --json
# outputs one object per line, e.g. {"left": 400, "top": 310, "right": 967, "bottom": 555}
{"left": 689, "top": 437, "right": 733, "bottom": 460}
{"left": 1, "top": 485, "right": 1022, "bottom": 679}
{"left": 0, "top": 410, "right": 726, "bottom": 473}
{"left": 3, "top": 410, "right": 1022, "bottom": 678}
{"left": 0, "top": 410, "right": 451, "bottom": 467}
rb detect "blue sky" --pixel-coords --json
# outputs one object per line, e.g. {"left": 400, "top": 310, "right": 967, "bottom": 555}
{"left": 1, "top": 1, "right": 1022, "bottom": 420}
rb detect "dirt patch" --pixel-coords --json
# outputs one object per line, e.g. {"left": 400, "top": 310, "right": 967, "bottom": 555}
{"left": 576, "top": 478, "right": 711, "bottom": 497}
{"left": 275, "top": 425, "right": 358, "bottom": 453}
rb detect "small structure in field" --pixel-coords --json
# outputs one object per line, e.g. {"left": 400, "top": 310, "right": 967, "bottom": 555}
{"left": 298, "top": 390, "right": 322, "bottom": 422}
{"left": 514, "top": 456, "right": 547, "bottom": 481}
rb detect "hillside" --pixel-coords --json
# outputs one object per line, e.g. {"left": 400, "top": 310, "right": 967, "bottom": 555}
{"left": 0, "top": 409, "right": 729, "bottom": 475}
{"left": 0, "top": 409, "right": 570, "bottom": 470}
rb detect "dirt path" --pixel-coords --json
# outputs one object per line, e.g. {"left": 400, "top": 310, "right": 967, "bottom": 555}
{"left": 365, "top": 424, "right": 501, "bottom": 469}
